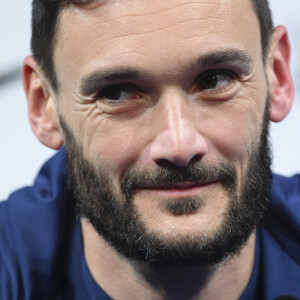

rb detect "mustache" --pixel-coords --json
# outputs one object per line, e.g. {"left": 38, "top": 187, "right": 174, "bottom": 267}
{"left": 120, "top": 160, "right": 237, "bottom": 201}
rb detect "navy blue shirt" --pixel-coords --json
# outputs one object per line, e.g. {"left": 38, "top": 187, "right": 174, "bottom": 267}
{"left": 1, "top": 149, "right": 300, "bottom": 299}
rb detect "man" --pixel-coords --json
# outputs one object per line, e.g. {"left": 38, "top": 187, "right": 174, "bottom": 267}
{"left": 1, "top": 0, "right": 299, "bottom": 299}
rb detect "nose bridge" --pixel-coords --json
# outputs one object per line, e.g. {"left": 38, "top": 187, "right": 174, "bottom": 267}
{"left": 150, "top": 91, "right": 208, "bottom": 167}
{"left": 163, "top": 93, "right": 187, "bottom": 145}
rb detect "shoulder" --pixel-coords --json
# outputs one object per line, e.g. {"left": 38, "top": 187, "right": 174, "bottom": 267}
{"left": 0, "top": 148, "right": 69, "bottom": 248}
{"left": 272, "top": 173, "right": 300, "bottom": 206}
{"left": 270, "top": 173, "right": 300, "bottom": 228}
{"left": 254, "top": 174, "right": 300, "bottom": 298}
{"left": 0, "top": 148, "right": 74, "bottom": 300}
{"left": 263, "top": 173, "right": 300, "bottom": 263}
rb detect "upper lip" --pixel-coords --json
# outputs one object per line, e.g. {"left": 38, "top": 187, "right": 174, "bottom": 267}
{"left": 141, "top": 181, "right": 216, "bottom": 189}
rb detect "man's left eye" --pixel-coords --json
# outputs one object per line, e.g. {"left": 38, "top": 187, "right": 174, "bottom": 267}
{"left": 196, "top": 70, "right": 235, "bottom": 92}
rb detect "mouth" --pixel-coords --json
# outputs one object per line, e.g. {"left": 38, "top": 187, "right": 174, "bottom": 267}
{"left": 139, "top": 181, "right": 218, "bottom": 197}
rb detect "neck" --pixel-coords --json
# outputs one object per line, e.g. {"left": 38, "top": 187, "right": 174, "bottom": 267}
{"left": 81, "top": 219, "right": 256, "bottom": 300}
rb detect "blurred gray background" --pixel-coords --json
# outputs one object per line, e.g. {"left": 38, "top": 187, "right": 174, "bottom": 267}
{"left": 1, "top": 1, "right": 300, "bottom": 200}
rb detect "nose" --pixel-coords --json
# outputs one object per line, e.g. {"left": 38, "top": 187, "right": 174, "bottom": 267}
{"left": 149, "top": 92, "right": 208, "bottom": 167}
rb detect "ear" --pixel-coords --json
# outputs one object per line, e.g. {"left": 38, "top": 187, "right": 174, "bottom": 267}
{"left": 268, "top": 25, "right": 294, "bottom": 122}
{"left": 22, "top": 56, "right": 63, "bottom": 149}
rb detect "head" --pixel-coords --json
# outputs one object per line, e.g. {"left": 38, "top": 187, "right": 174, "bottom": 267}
{"left": 23, "top": 0, "right": 294, "bottom": 266}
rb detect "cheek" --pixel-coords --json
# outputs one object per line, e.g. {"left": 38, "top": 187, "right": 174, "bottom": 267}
{"left": 59, "top": 92, "right": 152, "bottom": 184}
{"left": 83, "top": 115, "right": 150, "bottom": 180}
{"left": 199, "top": 94, "right": 265, "bottom": 170}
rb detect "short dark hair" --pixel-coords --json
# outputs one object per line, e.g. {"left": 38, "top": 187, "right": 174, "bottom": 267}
{"left": 31, "top": 0, "right": 274, "bottom": 92}
{"left": 250, "top": 0, "right": 274, "bottom": 63}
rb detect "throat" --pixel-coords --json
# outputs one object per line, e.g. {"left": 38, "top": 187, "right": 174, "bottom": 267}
{"left": 80, "top": 218, "right": 256, "bottom": 300}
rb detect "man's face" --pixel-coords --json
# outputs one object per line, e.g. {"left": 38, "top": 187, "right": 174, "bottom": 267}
{"left": 54, "top": 0, "right": 271, "bottom": 264}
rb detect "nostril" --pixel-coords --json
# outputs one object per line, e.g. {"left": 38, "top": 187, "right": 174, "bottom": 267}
{"left": 155, "top": 154, "right": 203, "bottom": 169}
{"left": 190, "top": 154, "right": 202, "bottom": 163}
{"left": 156, "top": 159, "right": 176, "bottom": 168}
{"left": 156, "top": 159, "right": 185, "bottom": 170}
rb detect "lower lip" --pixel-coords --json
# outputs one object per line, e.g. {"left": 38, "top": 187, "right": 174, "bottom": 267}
{"left": 140, "top": 182, "right": 217, "bottom": 197}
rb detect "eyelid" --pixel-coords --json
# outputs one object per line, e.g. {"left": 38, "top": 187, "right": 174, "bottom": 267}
{"left": 198, "top": 69, "right": 236, "bottom": 81}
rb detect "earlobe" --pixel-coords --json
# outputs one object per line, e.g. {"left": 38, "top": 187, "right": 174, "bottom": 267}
{"left": 22, "top": 56, "right": 63, "bottom": 149}
{"left": 268, "top": 25, "right": 294, "bottom": 123}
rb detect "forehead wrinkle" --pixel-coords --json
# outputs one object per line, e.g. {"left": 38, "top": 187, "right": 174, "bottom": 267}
{"left": 61, "top": 0, "right": 256, "bottom": 36}
{"left": 72, "top": 0, "right": 228, "bottom": 20}
{"left": 63, "top": 0, "right": 238, "bottom": 38}
{"left": 99, "top": 19, "right": 215, "bottom": 46}
{"left": 90, "top": 17, "right": 237, "bottom": 49}
{"left": 59, "top": 0, "right": 258, "bottom": 48}
{"left": 85, "top": 2, "right": 194, "bottom": 23}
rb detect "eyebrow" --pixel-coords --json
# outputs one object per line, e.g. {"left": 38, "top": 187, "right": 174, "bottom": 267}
{"left": 79, "top": 69, "right": 146, "bottom": 95}
{"left": 193, "top": 49, "right": 253, "bottom": 71}
{"left": 78, "top": 49, "right": 253, "bottom": 95}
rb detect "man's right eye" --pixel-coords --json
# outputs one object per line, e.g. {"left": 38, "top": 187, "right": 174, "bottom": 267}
{"left": 97, "top": 84, "right": 141, "bottom": 104}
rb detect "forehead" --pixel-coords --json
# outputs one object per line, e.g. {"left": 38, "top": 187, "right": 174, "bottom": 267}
{"left": 55, "top": 0, "right": 260, "bottom": 81}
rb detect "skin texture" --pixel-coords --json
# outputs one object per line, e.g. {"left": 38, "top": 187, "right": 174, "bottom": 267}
{"left": 23, "top": 0, "right": 294, "bottom": 299}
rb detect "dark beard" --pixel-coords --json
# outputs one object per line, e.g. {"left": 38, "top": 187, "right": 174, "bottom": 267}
{"left": 61, "top": 102, "right": 272, "bottom": 267}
